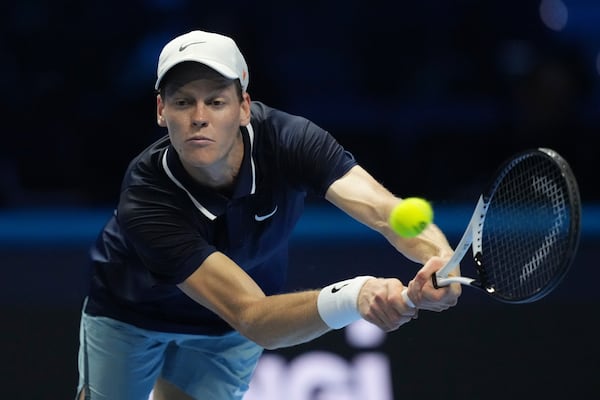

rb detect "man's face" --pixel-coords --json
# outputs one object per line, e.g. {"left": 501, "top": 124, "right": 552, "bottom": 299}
{"left": 157, "top": 75, "right": 250, "bottom": 173}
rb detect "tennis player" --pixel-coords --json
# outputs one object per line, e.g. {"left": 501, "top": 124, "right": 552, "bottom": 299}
{"left": 75, "top": 30, "right": 461, "bottom": 400}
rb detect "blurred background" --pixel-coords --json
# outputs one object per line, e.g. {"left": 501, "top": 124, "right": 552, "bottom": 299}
{"left": 1, "top": 0, "right": 598, "bottom": 399}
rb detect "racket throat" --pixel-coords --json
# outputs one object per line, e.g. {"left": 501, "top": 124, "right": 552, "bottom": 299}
{"left": 431, "top": 252, "right": 495, "bottom": 293}
{"left": 474, "top": 252, "right": 496, "bottom": 294}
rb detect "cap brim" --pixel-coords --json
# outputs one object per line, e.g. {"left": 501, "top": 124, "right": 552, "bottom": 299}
{"left": 155, "top": 58, "right": 239, "bottom": 90}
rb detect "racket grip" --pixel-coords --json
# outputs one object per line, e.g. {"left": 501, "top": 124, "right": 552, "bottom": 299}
{"left": 433, "top": 275, "right": 475, "bottom": 287}
{"left": 401, "top": 287, "right": 416, "bottom": 308}
{"left": 432, "top": 272, "right": 441, "bottom": 289}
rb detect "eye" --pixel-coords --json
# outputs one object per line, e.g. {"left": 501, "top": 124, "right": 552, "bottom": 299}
{"left": 206, "top": 97, "right": 226, "bottom": 107}
{"left": 173, "top": 98, "right": 193, "bottom": 107}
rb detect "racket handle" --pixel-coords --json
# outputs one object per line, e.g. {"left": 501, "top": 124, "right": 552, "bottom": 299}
{"left": 434, "top": 275, "right": 475, "bottom": 287}
{"left": 401, "top": 287, "right": 416, "bottom": 308}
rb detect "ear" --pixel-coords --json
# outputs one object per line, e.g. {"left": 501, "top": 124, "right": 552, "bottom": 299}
{"left": 239, "top": 92, "right": 251, "bottom": 126}
{"left": 156, "top": 94, "right": 167, "bottom": 127}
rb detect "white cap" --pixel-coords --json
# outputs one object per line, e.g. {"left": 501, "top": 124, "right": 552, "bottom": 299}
{"left": 155, "top": 30, "right": 249, "bottom": 91}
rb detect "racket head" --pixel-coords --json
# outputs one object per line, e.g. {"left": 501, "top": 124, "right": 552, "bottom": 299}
{"left": 474, "top": 148, "right": 581, "bottom": 303}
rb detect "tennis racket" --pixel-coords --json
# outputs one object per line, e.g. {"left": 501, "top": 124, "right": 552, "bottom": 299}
{"left": 405, "top": 147, "right": 581, "bottom": 305}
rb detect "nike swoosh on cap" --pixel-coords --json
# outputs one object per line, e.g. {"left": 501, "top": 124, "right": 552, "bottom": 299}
{"left": 254, "top": 205, "right": 278, "bottom": 222}
{"left": 179, "top": 41, "right": 207, "bottom": 52}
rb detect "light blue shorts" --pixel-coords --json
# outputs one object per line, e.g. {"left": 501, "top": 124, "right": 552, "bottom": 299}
{"left": 76, "top": 302, "right": 263, "bottom": 400}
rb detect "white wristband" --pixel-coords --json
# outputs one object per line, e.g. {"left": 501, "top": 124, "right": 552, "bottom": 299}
{"left": 317, "top": 276, "right": 374, "bottom": 329}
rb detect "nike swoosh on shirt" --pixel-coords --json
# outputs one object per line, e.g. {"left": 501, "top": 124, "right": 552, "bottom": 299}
{"left": 254, "top": 205, "right": 278, "bottom": 221}
{"left": 179, "top": 41, "right": 207, "bottom": 51}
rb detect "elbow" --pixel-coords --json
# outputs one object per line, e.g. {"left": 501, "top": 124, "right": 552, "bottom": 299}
{"left": 238, "top": 326, "right": 312, "bottom": 350}
{"left": 238, "top": 333, "right": 280, "bottom": 350}
{"left": 236, "top": 322, "right": 282, "bottom": 350}
{"left": 256, "top": 340, "right": 281, "bottom": 351}
{"left": 233, "top": 314, "right": 292, "bottom": 350}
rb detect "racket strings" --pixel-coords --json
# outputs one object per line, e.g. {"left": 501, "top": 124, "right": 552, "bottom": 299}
{"left": 480, "top": 154, "right": 575, "bottom": 301}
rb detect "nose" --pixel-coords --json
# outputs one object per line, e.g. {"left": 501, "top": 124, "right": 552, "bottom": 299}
{"left": 192, "top": 104, "right": 208, "bottom": 128}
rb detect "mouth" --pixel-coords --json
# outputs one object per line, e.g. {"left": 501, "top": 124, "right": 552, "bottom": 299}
{"left": 186, "top": 136, "right": 213, "bottom": 145}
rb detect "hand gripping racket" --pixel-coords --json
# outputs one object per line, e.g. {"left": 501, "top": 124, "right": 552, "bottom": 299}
{"left": 407, "top": 148, "right": 581, "bottom": 305}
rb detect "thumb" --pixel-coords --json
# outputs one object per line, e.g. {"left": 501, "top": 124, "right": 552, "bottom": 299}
{"left": 407, "top": 278, "right": 422, "bottom": 305}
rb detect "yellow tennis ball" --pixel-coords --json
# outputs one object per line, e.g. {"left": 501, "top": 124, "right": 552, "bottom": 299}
{"left": 389, "top": 197, "right": 433, "bottom": 238}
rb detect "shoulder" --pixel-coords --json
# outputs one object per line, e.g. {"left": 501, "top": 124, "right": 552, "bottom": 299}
{"left": 246, "top": 101, "right": 357, "bottom": 195}
{"left": 121, "top": 135, "right": 170, "bottom": 187}
{"left": 118, "top": 135, "right": 189, "bottom": 215}
{"left": 125, "top": 134, "right": 169, "bottom": 172}
{"left": 248, "top": 101, "right": 331, "bottom": 151}
{"left": 250, "top": 101, "right": 316, "bottom": 132}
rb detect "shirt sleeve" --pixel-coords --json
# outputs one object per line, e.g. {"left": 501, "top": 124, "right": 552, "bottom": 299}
{"left": 117, "top": 185, "right": 217, "bottom": 285}
{"left": 258, "top": 105, "right": 358, "bottom": 196}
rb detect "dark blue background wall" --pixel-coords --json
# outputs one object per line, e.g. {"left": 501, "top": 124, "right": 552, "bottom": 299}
{"left": 1, "top": 0, "right": 599, "bottom": 398}
{"left": 2, "top": 205, "right": 599, "bottom": 399}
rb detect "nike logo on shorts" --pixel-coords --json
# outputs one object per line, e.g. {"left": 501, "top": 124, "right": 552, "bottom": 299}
{"left": 254, "top": 205, "right": 278, "bottom": 221}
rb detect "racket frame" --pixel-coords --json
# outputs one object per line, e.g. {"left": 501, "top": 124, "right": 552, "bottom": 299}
{"left": 430, "top": 147, "right": 581, "bottom": 301}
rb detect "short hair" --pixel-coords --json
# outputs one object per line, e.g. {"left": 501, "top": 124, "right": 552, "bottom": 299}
{"left": 158, "top": 61, "right": 243, "bottom": 102}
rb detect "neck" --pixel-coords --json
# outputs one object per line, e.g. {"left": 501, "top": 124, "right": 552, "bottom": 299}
{"left": 184, "top": 133, "right": 244, "bottom": 191}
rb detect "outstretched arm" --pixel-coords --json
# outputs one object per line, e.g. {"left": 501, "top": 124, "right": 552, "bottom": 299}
{"left": 177, "top": 164, "right": 455, "bottom": 350}
{"left": 178, "top": 252, "right": 415, "bottom": 349}
{"left": 325, "top": 165, "right": 461, "bottom": 310}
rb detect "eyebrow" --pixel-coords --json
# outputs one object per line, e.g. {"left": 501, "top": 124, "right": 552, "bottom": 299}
{"left": 168, "top": 85, "right": 234, "bottom": 103}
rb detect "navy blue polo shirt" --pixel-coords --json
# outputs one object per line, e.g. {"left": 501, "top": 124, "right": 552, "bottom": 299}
{"left": 84, "top": 101, "right": 357, "bottom": 335}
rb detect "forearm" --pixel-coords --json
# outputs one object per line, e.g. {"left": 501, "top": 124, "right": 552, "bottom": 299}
{"left": 178, "top": 252, "right": 330, "bottom": 349}
{"left": 239, "top": 276, "right": 413, "bottom": 346}
{"left": 235, "top": 290, "right": 330, "bottom": 350}
{"left": 325, "top": 165, "right": 461, "bottom": 312}
{"left": 326, "top": 165, "right": 453, "bottom": 265}
{"left": 382, "top": 222, "right": 453, "bottom": 264}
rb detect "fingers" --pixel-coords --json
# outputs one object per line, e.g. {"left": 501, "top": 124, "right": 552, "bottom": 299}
{"left": 356, "top": 256, "right": 462, "bottom": 333}
{"left": 358, "top": 278, "right": 418, "bottom": 331}
{"left": 407, "top": 277, "right": 461, "bottom": 312}
{"left": 415, "top": 256, "right": 446, "bottom": 284}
